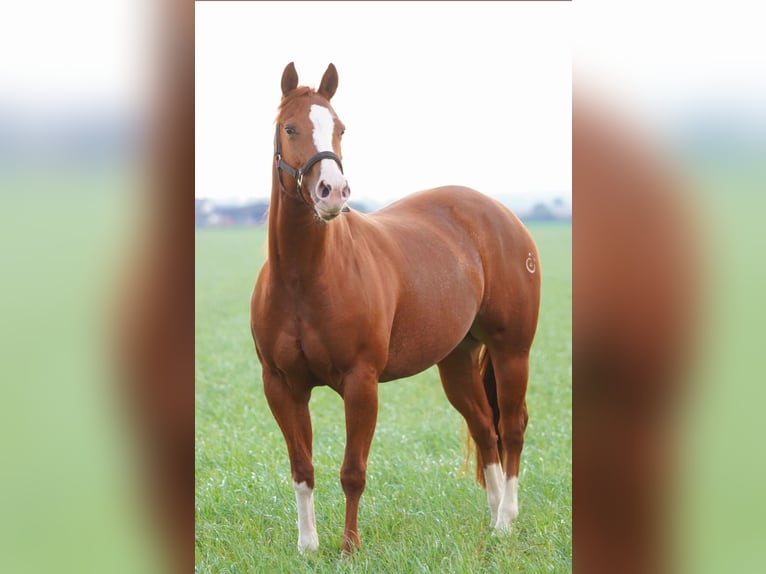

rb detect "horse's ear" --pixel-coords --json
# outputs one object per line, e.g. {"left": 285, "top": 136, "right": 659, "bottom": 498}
{"left": 281, "top": 62, "right": 298, "bottom": 96}
{"left": 318, "top": 63, "right": 338, "bottom": 100}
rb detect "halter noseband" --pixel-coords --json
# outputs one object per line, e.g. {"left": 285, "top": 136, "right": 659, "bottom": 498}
{"left": 274, "top": 123, "right": 344, "bottom": 209}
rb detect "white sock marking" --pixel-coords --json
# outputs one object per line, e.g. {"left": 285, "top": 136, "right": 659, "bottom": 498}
{"left": 494, "top": 475, "right": 519, "bottom": 531}
{"left": 484, "top": 463, "right": 504, "bottom": 526}
{"left": 293, "top": 481, "right": 318, "bottom": 552}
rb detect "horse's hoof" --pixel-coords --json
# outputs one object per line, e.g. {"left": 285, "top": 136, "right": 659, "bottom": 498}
{"left": 298, "top": 537, "right": 319, "bottom": 554}
{"left": 340, "top": 536, "right": 360, "bottom": 557}
{"left": 340, "top": 547, "right": 358, "bottom": 559}
{"left": 493, "top": 509, "right": 519, "bottom": 533}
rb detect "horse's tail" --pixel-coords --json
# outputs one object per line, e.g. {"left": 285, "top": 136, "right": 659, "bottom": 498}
{"left": 468, "top": 345, "right": 503, "bottom": 488}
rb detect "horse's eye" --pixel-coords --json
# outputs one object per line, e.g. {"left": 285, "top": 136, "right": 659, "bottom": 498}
{"left": 285, "top": 126, "right": 297, "bottom": 136}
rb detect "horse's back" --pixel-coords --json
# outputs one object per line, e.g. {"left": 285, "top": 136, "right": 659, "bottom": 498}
{"left": 363, "top": 186, "right": 541, "bottom": 365}
{"left": 396, "top": 187, "right": 541, "bottom": 349}
{"left": 372, "top": 186, "right": 534, "bottom": 253}
{"left": 371, "top": 186, "right": 539, "bottom": 292}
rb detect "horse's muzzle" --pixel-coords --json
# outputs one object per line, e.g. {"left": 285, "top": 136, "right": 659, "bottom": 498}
{"left": 313, "top": 178, "right": 350, "bottom": 220}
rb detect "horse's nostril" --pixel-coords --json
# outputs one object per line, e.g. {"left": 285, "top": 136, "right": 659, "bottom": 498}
{"left": 342, "top": 184, "right": 350, "bottom": 199}
{"left": 319, "top": 181, "right": 332, "bottom": 199}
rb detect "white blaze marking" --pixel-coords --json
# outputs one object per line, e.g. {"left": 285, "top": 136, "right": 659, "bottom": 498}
{"left": 309, "top": 104, "right": 335, "bottom": 152}
{"left": 494, "top": 475, "right": 519, "bottom": 531}
{"left": 484, "top": 463, "right": 504, "bottom": 526}
{"left": 308, "top": 104, "right": 345, "bottom": 190}
{"left": 293, "top": 481, "right": 318, "bottom": 552}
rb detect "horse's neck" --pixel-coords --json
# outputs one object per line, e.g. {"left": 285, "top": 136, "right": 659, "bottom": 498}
{"left": 267, "top": 177, "right": 334, "bottom": 283}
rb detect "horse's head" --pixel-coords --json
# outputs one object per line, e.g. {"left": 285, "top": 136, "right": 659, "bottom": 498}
{"left": 275, "top": 62, "right": 350, "bottom": 222}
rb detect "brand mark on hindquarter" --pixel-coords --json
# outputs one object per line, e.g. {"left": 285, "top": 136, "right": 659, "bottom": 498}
{"left": 525, "top": 252, "right": 536, "bottom": 274}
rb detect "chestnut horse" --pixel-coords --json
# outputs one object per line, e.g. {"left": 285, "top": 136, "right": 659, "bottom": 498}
{"left": 250, "top": 62, "right": 541, "bottom": 554}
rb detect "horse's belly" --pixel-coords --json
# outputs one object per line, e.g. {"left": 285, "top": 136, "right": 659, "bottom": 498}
{"left": 380, "top": 298, "right": 476, "bottom": 382}
{"left": 379, "top": 352, "right": 436, "bottom": 382}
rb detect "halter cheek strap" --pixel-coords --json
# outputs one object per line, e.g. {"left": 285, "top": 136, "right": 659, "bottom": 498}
{"left": 274, "top": 124, "right": 344, "bottom": 209}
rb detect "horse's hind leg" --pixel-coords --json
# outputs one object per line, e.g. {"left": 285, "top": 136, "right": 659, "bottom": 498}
{"left": 437, "top": 339, "right": 504, "bottom": 525}
{"left": 489, "top": 350, "right": 530, "bottom": 531}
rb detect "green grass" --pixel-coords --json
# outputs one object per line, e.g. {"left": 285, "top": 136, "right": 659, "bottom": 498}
{"left": 195, "top": 222, "right": 571, "bottom": 572}
{"left": 0, "top": 176, "right": 164, "bottom": 574}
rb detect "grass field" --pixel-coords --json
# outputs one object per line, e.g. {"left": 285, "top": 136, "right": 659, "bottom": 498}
{"left": 0, "top": 179, "right": 164, "bottom": 573}
{"left": 195, "top": 221, "right": 571, "bottom": 572}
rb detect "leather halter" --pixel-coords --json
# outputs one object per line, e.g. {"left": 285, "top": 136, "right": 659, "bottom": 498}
{"left": 274, "top": 123, "right": 344, "bottom": 208}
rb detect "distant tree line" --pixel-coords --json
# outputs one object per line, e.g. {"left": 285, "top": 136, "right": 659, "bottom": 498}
{"left": 195, "top": 197, "right": 570, "bottom": 228}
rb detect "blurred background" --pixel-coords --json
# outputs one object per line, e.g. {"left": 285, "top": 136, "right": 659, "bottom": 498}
{"left": 1, "top": 0, "right": 764, "bottom": 572}
{"left": 574, "top": 1, "right": 766, "bottom": 572}
{"left": 0, "top": 0, "right": 186, "bottom": 573}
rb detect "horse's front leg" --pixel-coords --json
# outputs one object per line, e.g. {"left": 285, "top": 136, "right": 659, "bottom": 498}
{"left": 339, "top": 367, "right": 379, "bottom": 554}
{"left": 262, "top": 370, "right": 317, "bottom": 552}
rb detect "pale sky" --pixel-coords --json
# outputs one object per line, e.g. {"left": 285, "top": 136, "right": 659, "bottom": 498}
{"left": 574, "top": 0, "right": 766, "bottom": 128}
{"left": 0, "top": 1, "right": 153, "bottom": 114}
{"left": 2, "top": 0, "right": 762, "bottom": 200}
{"left": 195, "top": 2, "right": 573, "bottom": 204}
